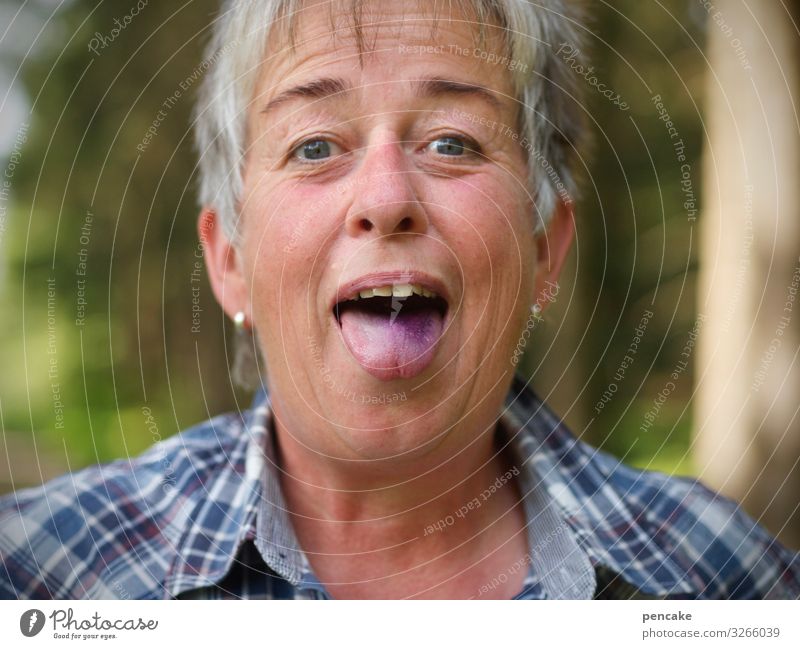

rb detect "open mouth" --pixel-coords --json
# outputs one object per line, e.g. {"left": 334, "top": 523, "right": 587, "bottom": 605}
{"left": 333, "top": 283, "right": 448, "bottom": 325}
{"left": 332, "top": 282, "right": 450, "bottom": 381}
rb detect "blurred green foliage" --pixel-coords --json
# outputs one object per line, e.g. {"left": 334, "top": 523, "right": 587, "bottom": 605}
{"left": 0, "top": 0, "right": 707, "bottom": 488}
{"left": 1, "top": 0, "right": 242, "bottom": 482}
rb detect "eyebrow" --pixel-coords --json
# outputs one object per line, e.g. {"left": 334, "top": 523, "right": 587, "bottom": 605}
{"left": 260, "top": 77, "right": 350, "bottom": 116}
{"left": 260, "top": 75, "right": 504, "bottom": 116}
{"left": 415, "top": 76, "right": 503, "bottom": 112}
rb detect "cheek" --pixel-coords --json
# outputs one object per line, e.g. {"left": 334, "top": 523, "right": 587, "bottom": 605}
{"left": 241, "top": 184, "right": 337, "bottom": 325}
{"left": 438, "top": 179, "right": 535, "bottom": 295}
{"left": 244, "top": 183, "right": 325, "bottom": 255}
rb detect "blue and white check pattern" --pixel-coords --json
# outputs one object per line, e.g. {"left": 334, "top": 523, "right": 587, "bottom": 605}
{"left": 1, "top": 375, "right": 798, "bottom": 599}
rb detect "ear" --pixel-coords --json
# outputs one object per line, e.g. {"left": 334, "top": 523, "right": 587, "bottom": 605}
{"left": 199, "top": 207, "right": 250, "bottom": 324}
{"left": 531, "top": 198, "right": 574, "bottom": 312}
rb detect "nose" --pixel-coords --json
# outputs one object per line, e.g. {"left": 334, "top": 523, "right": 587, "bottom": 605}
{"left": 344, "top": 137, "right": 429, "bottom": 237}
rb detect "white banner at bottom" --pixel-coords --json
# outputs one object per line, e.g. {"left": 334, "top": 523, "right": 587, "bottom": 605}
{"left": 1, "top": 600, "right": 798, "bottom": 648}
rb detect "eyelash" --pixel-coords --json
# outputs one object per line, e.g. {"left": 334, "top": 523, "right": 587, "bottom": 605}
{"left": 287, "top": 133, "right": 483, "bottom": 166}
{"left": 427, "top": 134, "right": 483, "bottom": 158}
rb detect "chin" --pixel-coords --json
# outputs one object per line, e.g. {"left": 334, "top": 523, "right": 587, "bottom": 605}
{"left": 332, "top": 415, "right": 451, "bottom": 464}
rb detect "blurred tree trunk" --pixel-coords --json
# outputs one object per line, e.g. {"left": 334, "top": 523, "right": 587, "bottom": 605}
{"left": 695, "top": 0, "right": 800, "bottom": 548}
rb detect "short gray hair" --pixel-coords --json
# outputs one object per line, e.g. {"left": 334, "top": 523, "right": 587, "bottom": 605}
{"left": 193, "top": 0, "right": 589, "bottom": 240}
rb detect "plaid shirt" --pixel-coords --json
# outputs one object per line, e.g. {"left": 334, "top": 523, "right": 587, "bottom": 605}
{"left": 1, "top": 375, "right": 798, "bottom": 599}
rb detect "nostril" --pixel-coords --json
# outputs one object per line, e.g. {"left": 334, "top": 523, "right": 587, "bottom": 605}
{"left": 397, "top": 217, "right": 412, "bottom": 232}
{"left": 359, "top": 218, "right": 373, "bottom": 232}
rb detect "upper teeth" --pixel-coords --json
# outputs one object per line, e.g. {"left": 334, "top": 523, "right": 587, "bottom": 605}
{"left": 356, "top": 283, "right": 437, "bottom": 299}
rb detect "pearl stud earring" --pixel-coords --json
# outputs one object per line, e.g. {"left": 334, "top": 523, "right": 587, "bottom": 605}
{"left": 233, "top": 311, "right": 247, "bottom": 330}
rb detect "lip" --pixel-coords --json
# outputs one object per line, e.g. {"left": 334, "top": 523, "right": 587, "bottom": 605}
{"left": 330, "top": 270, "right": 453, "bottom": 313}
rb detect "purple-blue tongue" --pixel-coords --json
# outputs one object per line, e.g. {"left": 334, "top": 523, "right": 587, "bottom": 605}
{"left": 340, "top": 305, "right": 443, "bottom": 380}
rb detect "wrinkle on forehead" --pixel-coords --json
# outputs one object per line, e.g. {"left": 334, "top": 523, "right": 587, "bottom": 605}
{"left": 270, "top": 0, "right": 511, "bottom": 64}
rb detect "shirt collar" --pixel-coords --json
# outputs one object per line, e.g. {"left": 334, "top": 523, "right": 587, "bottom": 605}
{"left": 165, "top": 375, "right": 699, "bottom": 598}
{"left": 251, "top": 398, "right": 314, "bottom": 588}
{"left": 502, "top": 374, "right": 697, "bottom": 596}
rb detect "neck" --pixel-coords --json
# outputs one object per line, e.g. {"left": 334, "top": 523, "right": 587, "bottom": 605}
{"left": 269, "top": 407, "right": 528, "bottom": 598}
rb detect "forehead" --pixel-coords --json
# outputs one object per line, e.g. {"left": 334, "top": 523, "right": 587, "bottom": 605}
{"left": 276, "top": 0, "right": 503, "bottom": 54}
{"left": 254, "top": 0, "right": 513, "bottom": 99}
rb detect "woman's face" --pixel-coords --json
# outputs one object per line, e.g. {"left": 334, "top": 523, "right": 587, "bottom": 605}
{"left": 228, "top": 1, "right": 543, "bottom": 462}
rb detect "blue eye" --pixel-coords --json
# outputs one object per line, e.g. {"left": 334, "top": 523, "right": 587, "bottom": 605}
{"left": 430, "top": 136, "right": 468, "bottom": 156}
{"left": 293, "top": 139, "right": 334, "bottom": 161}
